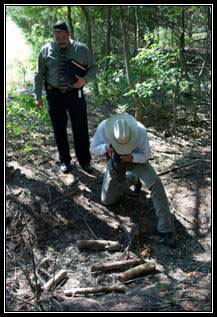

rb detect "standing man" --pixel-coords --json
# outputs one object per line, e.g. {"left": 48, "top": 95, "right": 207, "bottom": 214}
{"left": 90, "top": 113, "right": 176, "bottom": 248}
{"left": 34, "top": 21, "right": 96, "bottom": 173}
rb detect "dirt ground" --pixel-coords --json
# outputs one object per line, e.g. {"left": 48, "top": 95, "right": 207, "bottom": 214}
{"left": 5, "top": 103, "right": 212, "bottom": 312}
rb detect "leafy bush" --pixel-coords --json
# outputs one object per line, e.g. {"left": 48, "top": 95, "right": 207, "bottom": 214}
{"left": 97, "top": 54, "right": 128, "bottom": 105}
{"left": 130, "top": 42, "right": 181, "bottom": 99}
{"left": 6, "top": 94, "right": 50, "bottom": 152}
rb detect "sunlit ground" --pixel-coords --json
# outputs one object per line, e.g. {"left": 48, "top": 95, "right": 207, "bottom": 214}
{"left": 6, "top": 16, "right": 32, "bottom": 92}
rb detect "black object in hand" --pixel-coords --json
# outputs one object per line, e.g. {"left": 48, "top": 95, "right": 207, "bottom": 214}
{"left": 112, "top": 150, "right": 121, "bottom": 163}
{"left": 65, "top": 59, "right": 87, "bottom": 86}
{"left": 110, "top": 145, "right": 125, "bottom": 182}
{"left": 110, "top": 144, "right": 121, "bottom": 163}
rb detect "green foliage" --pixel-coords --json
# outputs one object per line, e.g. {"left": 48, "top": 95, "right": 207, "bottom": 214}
{"left": 6, "top": 5, "right": 211, "bottom": 133}
{"left": 97, "top": 54, "right": 128, "bottom": 104}
{"left": 6, "top": 94, "right": 50, "bottom": 154}
{"left": 130, "top": 40, "right": 181, "bottom": 101}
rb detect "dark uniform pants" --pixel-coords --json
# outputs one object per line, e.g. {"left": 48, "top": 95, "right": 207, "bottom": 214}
{"left": 46, "top": 87, "right": 91, "bottom": 166}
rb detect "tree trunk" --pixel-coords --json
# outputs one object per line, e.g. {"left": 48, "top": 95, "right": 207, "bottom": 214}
{"left": 80, "top": 6, "right": 99, "bottom": 96}
{"left": 105, "top": 6, "right": 112, "bottom": 56}
{"left": 134, "top": 6, "right": 140, "bottom": 54}
{"left": 170, "top": 69, "right": 183, "bottom": 135}
{"left": 195, "top": 8, "right": 211, "bottom": 123}
{"left": 67, "top": 6, "right": 74, "bottom": 39}
{"left": 180, "top": 7, "right": 185, "bottom": 56}
{"left": 119, "top": 6, "right": 144, "bottom": 122}
{"left": 119, "top": 7, "right": 133, "bottom": 89}
{"left": 80, "top": 6, "right": 92, "bottom": 54}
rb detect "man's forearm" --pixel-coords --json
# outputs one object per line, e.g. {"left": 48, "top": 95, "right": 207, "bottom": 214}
{"left": 90, "top": 143, "right": 107, "bottom": 157}
{"left": 34, "top": 72, "right": 44, "bottom": 100}
{"left": 34, "top": 50, "right": 46, "bottom": 100}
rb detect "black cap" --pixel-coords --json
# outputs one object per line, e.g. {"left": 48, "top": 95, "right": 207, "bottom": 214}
{"left": 53, "top": 21, "right": 68, "bottom": 33}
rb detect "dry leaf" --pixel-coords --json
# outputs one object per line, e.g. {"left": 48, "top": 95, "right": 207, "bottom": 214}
{"left": 140, "top": 245, "right": 152, "bottom": 257}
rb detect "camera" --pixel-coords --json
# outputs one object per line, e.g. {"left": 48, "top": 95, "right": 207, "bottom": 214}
{"left": 109, "top": 144, "right": 121, "bottom": 163}
{"left": 112, "top": 150, "right": 121, "bottom": 163}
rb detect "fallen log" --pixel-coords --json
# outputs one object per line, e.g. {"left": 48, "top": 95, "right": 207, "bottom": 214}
{"left": 91, "top": 258, "right": 144, "bottom": 272}
{"left": 77, "top": 240, "right": 122, "bottom": 251}
{"left": 43, "top": 269, "right": 68, "bottom": 291}
{"left": 64, "top": 283, "right": 127, "bottom": 297}
{"left": 118, "top": 262, "right": 156, "bottom": 282}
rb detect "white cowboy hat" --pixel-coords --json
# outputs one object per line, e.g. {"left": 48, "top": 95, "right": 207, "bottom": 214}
{"left": 104, "top": 113, "right": 138, "bottom": 155}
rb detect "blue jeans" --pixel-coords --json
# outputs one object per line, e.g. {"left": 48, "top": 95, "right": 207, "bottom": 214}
{"left": 101, "top": 160, "right": 173, "bottom": 233}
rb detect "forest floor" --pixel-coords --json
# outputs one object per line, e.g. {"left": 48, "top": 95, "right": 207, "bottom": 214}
{"left": 5, "top": 96, "right": 212, "bottom": 312}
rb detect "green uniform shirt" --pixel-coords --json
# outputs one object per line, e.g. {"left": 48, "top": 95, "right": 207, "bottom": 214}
{"left": 34, "top": 39, "right": 97, "bottom": 100}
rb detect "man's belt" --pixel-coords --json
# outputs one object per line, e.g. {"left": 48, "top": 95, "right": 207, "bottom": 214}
{"left": 46, "top": 83, "right": 74, "bottom": 93}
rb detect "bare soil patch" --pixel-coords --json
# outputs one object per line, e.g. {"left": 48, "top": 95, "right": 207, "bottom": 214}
{"left": 5, "top": 104, "right": 212, "bottom": 312}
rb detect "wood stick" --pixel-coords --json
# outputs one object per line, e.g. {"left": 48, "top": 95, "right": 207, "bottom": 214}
{"left": 64, "top": 283, "right": 127, "bottom": 297}
{"left": 91, "top": 258, "right": 145, "bottom": 272}
{"left": 43, "top": 269, "right": 68, "bottom": 291}
{"left": 158, "top": 159, "right": 209, "bottom": 176}
{"left": 77, "top": 240, "right": 122, "bottom": 251}
{"left": 118, "top": 263, "right": 156, "bottom": 282}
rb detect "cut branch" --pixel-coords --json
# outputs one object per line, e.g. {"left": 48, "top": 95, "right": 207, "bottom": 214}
{"left": 43, "top": 270, "right": 68, "bottom": 291}
{"left": 64, "top": 283, "right": 127, "bottom": 297}
{"left": 118, "top": 262, "right": 156, "bottom": 282}
{"left": 91, "top": 258, "right": 144, "bottom": 272}
{"left": 77, "top": 240, "right": 122, "bottom": 251}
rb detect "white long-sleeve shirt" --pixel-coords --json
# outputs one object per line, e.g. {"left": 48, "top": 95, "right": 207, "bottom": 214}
{"left": 90, "top": 119, "right": 152, "bottom": 164}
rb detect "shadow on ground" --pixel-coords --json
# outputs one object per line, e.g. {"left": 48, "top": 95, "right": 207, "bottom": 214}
{"left": 6, "top": 154, "right": 211, "bottom": 311}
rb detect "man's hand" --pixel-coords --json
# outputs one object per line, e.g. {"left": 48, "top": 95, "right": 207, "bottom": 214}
{"left": 73, "top": 76, "right": 86, "bottom": 89}
{"left": 35, "top": 99, "right": 43, "bottom": 111}
{"left": 105, "top": 144, "right": 113, "bottom": 158}
{"left": 105, "top": 144, "right": 133, "bottom": 162}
